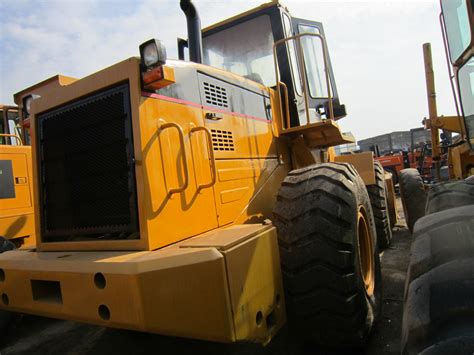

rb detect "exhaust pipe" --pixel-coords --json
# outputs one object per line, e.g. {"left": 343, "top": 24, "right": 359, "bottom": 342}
{"left": 180, "top": 0, "right": 203, "bottom": 64}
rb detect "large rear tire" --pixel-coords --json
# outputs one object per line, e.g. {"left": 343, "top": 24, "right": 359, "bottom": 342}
{"left": 273, "top": 162, "right": 382, "bottom": 347}
{"left": 425, "top": 179, "right": 474, "bottom": 214}
{"left": 405, "top": 205, "right": 474, "bottom": 286}
{"left": 402, "top": 258, "right": 474, "bottom": 354}
{"left": 367, "top": 161, "right": 392, "bottom": 250}
{"left": 399, "top": 168, "right": 426, "bottom": 233}
{"left": 402, "top": 206, "right": 474, "bottom": 354}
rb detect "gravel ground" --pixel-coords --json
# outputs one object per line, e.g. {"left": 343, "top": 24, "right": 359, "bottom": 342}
{"left": 1, "top": 199, "right": 411, "bottom": 355}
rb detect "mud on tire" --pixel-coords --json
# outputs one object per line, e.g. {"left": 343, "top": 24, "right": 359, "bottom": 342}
{"left": 273, "top": 162, "right": 382, "bottom": 347}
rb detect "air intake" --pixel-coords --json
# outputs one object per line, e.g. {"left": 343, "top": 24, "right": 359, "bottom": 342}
{"left": 203, "top": 82, "right": 229, "bottom": 108}
{"left": 211, "top": 129, "right": 234, "bottom": 151}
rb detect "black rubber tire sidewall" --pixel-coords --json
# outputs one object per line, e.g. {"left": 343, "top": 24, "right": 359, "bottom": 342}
{"left": 399, "top": 169, "right": 426, "bottom": 233}
{"left": 273, "top": 163, "right": 382, "bottom": 347}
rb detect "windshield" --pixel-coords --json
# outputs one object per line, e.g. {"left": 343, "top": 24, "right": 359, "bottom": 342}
{"left": 203, "top": 15, "right": 276, "bottom": 87}
{"left": 441, "top": 0, "right": 471, "bottom": 63}
{"left": 458, "top": 56, "right": 474, "bottom": 145}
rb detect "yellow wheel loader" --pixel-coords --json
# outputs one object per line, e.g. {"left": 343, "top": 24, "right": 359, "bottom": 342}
{"left": 0, "top": 0, "right": 394, "bottom": 347}
{"left": 401, "top": 1, "right": 474, "bottom": 353}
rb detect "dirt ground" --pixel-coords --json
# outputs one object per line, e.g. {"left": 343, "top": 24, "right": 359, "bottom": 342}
{"left": 1, "top": 200, "right": 411, "bottom": 355}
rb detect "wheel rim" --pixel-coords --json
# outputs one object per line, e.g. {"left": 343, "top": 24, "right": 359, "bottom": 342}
{"left": 357, "top": 206, "right": 375, "bottom": 296}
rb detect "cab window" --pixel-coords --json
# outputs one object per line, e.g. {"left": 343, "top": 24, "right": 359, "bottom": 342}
{"left": 298, "top": 24, "right": 329, "bottom": 98}
{"left": 441, "top": 0, "right": 471, "bottom": 62}
{"left": 203, "top": 15, "right": 276, "bottom": 87}
{"left": 458, "top": 56, "right": 474, "bottom": 144}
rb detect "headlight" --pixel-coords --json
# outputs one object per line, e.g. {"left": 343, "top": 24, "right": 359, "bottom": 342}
{"left": 143, "top": 44, "right": 159, "bottom": 67}
{"left": 25, "top": 96, "right": 33, "bottom": 114}
{"left": 139, "top": 39, "right": 167, "bottom": 69}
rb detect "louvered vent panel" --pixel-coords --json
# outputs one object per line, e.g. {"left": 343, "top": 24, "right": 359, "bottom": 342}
{"left": 203, "top": 82, "right": 229, "bottom": 108}
{"left": 211, "top": 129, "right": 234, "bottom": 151}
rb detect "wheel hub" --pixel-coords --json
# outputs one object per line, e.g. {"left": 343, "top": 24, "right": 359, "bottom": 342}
{"left": 358, "top": 207, "right": 375, "bottom": 296}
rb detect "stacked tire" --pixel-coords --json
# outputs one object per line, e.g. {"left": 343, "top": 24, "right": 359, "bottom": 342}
{"left": 401, "top": 179, "right": 474, "bottom": 354}
{"left": 399, "top": 169, "right": 427, "bottom": 233}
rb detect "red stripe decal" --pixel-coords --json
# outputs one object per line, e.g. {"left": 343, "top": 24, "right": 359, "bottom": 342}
{"left": 141, "top": 92, "right": 202, "bottom": 109}
{"left": 141, "top": 91, "right": 271, "bottom": 123}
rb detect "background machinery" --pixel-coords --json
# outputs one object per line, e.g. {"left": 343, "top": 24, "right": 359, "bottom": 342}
{"left": 358, "top": 128, "right": 438, "bottom": 185}
{"left": 401, "top": 0, "right": 474, "bottom": 353}
{"left": 0, "top": 103, "right": 36, "bottom": 333}
{"left": 0, "top": 0, "right": 395, "bottom": 347}
{"left": 0, "top": 104, "right": 35, "bottom": 249}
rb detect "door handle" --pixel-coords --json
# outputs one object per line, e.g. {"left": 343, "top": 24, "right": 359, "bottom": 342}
{"left": 157, "top": 122, "right": 189, "bottom": 196}
{"left": 190, "top": 126, "right": 217, "bottom": 191}
{"left": 204, "top": 112, "right": 223, "bottom": 121}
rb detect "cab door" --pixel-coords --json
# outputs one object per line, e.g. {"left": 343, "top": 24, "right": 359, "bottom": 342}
{"left": 279, "top": 15, "right": 345, "bottom": 127}
{"left": 292, "top": 18, "right": 339, "bottom": 121}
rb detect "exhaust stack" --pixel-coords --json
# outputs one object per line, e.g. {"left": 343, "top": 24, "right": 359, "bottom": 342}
{"left": 180, "top": 0, "right": 203, "bottom": 63}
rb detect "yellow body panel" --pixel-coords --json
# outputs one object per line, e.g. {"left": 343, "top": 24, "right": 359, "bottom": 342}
{"left": 30, "top": 59, "right": 146, "bottom": 252}
{"left": 203, "top": 113, "right": 276, "bottom": 160}
{"left": 281, "top": 119, "right": 355, "bottom": 148}
{"left": 0, "top": 224, "right": 284, "bottom": 343}
{"left": 425, "top": 115, "right": 465, "bottom": 134}
{"left": 22, "top": 58, "right": 290, "bottom": 252}
{"left": 139, "top": 96, "right": 219, "bottom": 250}
{"left": 384, "top": 171, "right": 398, "bottom": 227}
{"left": 0, "top": 144, "right": 36, "bottom": 247}
{"left": 334, "top": 152, "right": 376, "bottom": 185}
{"left": 448, "top": 141, "right": 474, "bottom": 179}
{"left": 213, "top": 158, "right": 286, "bottom": 226}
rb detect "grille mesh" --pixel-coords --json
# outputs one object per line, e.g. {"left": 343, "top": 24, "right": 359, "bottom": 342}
{"left": 203, "top": 82, "right": 229, "bottom": 108}
{"left": 37, "top": 84, "right": 138, "bottom": 239}
{"left": 211, "top": 129, "right": 234, "bottom": 151}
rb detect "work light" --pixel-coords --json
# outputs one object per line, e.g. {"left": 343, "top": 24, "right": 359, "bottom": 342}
{"left": 139, "top": 39, "right": 167, "bottom": 69}
{"left": 22, "top": 94, "right": 40, "bottom": 118}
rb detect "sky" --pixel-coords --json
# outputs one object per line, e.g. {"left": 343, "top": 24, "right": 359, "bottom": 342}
{"left": 0, "top": 0, "right": 458, "bottom": 140}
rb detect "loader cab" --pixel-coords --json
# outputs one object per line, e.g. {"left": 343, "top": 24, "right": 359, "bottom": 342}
{"left": 201, "top": 1, "right": 346, "bottom": 130}
{"left": 440, "top": 0, "right": 474, "bottom": 146}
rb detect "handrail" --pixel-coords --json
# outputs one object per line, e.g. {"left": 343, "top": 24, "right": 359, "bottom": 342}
{"left": 272, "top": 32, "right": 334, "bottom": 131}
{"left": 0, "top": 133, "right": 23, "bottom": 146}
{"left": 157, "top": 122, "right": 189, "bottom": 196}
{"left": 278, "top": 81, "right": 291, "bottom": 129}
{"left": 190, "top": 126, "right": 217, "bottom": 190}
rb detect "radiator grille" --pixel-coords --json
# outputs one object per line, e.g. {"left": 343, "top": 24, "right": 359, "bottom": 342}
{"left": 203, "top": 82, "right": 229, "bottom": 108}
{"left": 37, "top": 84, "right": 138, "bottom": 240}
{"left": 211, "top": 129, "right": 234, "bottom": 151}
